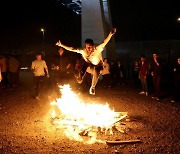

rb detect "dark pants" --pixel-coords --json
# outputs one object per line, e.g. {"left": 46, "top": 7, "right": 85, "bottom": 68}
{"left": 9, "top": 72, "right": 19, "bottom": 87}
{"left": 173, "top": 78, "right": 180, "bottom": 101}
{"left": 33, "top": 76, "right": 44, "bottom": 97}
{"left": 54, "top": 70, "right": 72, "bottom": 85}
{"left": 1, "top": 72, "right": 9, "bottom": 87}
{"left": 102, "top": 74, "right": 111, "bottom": 87}
{"left": 133, "top": 72, "right": 140, "bottom": 86}
{"left": 140, "top": 76, "right": 148, "bottom": 92}
{"left": 0, "top": 81, "right": 2, "bottom": 95}
{"left": 153, "top": 75, "right": 161, "bottom": 98}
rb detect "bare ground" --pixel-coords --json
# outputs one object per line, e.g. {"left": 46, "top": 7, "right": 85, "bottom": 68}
{"left": 0, "top": 72, "right": 180, "bottom": 154}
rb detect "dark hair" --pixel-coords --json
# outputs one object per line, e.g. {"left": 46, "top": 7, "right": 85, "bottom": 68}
{"left": 103, "top": 58, "right": 109, "bottom": 62}
{"left": 152, "top": 51, "right": 159, "bottom": 55}
{"left": 140, "top": 55, "right": 146, "bottom": 58}
{"left": 36, "top": 52, "right": 42, "bottom": 56}
{"left": 85, "top": 39, "right": 94, "bottom": 45}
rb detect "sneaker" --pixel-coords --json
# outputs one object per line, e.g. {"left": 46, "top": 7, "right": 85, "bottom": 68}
{"left": 151, "top": 96, "right": 156, "bottom": 99}
{"left": 139, "top": 91, "right": 145, "bottom": 94}
{"left": 89, "top": 87, "right": 95, "bottom": 95}
{"left": 145, "top": 92, "right": 148, "bottom": 96}
{"left": 156, "top": 98, "right": 160, "bottom": 101}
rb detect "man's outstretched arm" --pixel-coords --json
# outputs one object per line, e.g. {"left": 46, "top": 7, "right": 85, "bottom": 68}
{"left": 56, "top": 40, "right": 78, "bottom": 53}
{"left": 100, "top": 28, "right": 116, "bottom": 48}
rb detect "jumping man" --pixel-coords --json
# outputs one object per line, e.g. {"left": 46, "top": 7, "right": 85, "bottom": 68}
{"left": 56, "top": 28, "right": 116, "bottom": 95}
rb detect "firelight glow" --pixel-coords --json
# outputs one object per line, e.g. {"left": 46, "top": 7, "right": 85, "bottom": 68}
{"left": 50, "top": 84, "right": 127, "bottom": 144}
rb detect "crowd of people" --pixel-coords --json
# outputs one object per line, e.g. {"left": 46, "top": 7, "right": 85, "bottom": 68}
{"left": 132, "top": 53, "right": 180, "bottom": 103}
{"left": 0, "top": 51, "right": 179, "bottom": 103}
{"left": 0, "top": 54, "right": 20, "bottom": 91}
{"left": 0, "top": 28, "right": 179, "bottom": 103}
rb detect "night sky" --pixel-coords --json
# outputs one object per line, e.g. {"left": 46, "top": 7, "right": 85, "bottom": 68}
{"left": 0, "top": 0, "right": 180, "bottom": 51}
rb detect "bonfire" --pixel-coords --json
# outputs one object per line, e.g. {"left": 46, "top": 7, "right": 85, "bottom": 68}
{"left": 50, "top": 84, "right": 128, "bottom": 144}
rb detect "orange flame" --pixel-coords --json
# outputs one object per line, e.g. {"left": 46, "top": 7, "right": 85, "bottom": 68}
{"left": 50, "top": 84, "right": 127, "bottom": 144}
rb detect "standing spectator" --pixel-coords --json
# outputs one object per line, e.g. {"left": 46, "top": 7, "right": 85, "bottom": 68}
{"left": 109, "top": 60, "right": 117, "bottom": 86}
{"left": 151, "top": 52, "right": 162, "bottom": 101}
{"left": 0, "top": 55, "right": 8, "bottom": 88}
{"left": 132, "top": 60, "right": 140, "bottom": 87}
{"left": 31, "top": 53, "right": 49, "bottom": 100}
{"left": 9, "top": 55, "right": 20, "bottom": 87}
{"left": 171, "top": 57, "right": 180, "bottom": 102}
{"left": 101, "top": 58, "right": 111, "bottom": 88}
{"left": 139, "top": 55, "right": 149, "bottom": 96}
{"left": 116, "top": 60, "right": 125, "bottom": 85}
{"left": 51, "top": 47, "right": 73, "bottom": 84}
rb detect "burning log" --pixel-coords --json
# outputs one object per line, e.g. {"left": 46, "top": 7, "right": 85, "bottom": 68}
{"left": 104, "top": 114, "right": 127, "bottom": 134}
{"left": 50, "top": 85, "right": 129, "bottom": 143}
{"left": 106, "top": 139, "right": 142, "bottom": 145}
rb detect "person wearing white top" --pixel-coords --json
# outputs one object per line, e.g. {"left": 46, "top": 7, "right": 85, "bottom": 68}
{"left": 101, "top": 58, "right": 111, "bottom": 88}
{"left": 56, "top": 28, "right": 116, "bottom": 95}
{"left": 31, "top": 53, "right": 49, "bottom": 100}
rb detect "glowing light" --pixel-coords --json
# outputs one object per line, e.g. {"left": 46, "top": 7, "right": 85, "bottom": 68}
{"left": 41, "top": 28, "right": 45, "bottom": 32}
{"left": 50, "top": 84, "right": 127, "bottom": 144}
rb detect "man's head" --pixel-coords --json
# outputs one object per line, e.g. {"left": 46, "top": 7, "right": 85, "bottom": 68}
{"left": 140, "top": 55, "right": 146, "bottom": 62}
{"left": 58, "top": 47, "right": 64, "bottom": 56}
{"left": 103, "top": 58, "right": 108, "bottom": 63}
{"left": 85, "top": 39, "right": 94, "bottom": 53}
{"left": 36, "top": 53, "right": 42, "bottom": 60}
{"left": 152, "top": 52, "right": 159, "bottom": 59}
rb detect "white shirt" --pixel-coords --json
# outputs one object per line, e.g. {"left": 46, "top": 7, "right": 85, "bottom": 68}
{"left": 74, "top": 45, "right": 104, "bottom": 65}
{"left": 31, "top": 60, "right": 48, "bottom": 76}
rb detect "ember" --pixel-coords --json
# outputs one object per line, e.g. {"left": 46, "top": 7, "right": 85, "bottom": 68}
{"left": 50, "top": 84, "right": 127, "bottom": 144}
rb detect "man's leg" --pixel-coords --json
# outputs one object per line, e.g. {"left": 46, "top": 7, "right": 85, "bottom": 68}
{"left": 74, "top": 63, "right": 88, "bottom": 84}
{"left": 89, "top": 66, "right": 101, "bottom": 95}
{"left": 156, "top": 76, "right": 161, "bottom": 99}
{"left": 33, "top": 76, "right": 38, "bottom": 97}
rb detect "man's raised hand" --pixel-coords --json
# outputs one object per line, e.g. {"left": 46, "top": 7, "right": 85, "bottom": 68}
{"left": 56, "top": 40, "right": 62, "bottom": 47}
{"left": 111, "top": 28, "right": 117, "bottom": 35}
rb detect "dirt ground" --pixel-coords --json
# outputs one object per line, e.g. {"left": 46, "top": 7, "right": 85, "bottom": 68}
{"left": 0, "top": 71, "right": 180, "bottom": 153}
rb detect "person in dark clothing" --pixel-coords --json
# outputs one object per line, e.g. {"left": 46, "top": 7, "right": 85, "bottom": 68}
{"left": 116, "top": 60, "right": 126, "bottom": 85}
{"left": 101, "top": 58, "right": 111, "bottom": 88}
{"left": 132, "top": 60, "right": 140, "bottom": 87}
{"left": 109, "top": 60, "right": 117, "bottom": 87}
{"left": 51, "top": 47, "right": 74, "bottom": 84}
{"left": 171, "top": 57, "right": 180, "bottom": 102}
{"left": 9, "top": 55, "right": 20, "bottom": 87}
{"left": 139, "top": 56, "right": 149, "bottom": 96}
{"left": 151, "top": 52, "right": 162, "bottom": 101}
{"left": 0, "top": 55, "right": 8, "bottom": 88}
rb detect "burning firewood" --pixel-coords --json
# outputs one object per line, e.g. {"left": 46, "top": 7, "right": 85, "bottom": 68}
{"left": 106, "top": 139, "right": 142, "bottom": 144}
{"left": 50, "top": 85, "right": 128, "bottom": 143}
